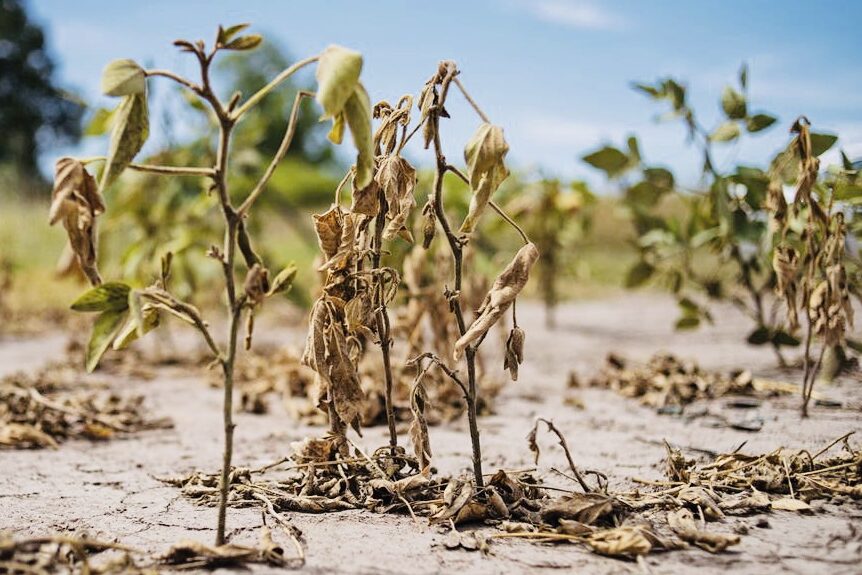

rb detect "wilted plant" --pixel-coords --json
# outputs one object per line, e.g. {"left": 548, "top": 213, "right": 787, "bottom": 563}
{"left": 298, "top": 61, "right": 537, "bottom": 489}
{"left": 768, "top": 118, "right": 859, "bottom": 416}
{"left": 585, "top": 65, "right": 842, "bottom": 365}
{"left": 49, "top": 25, "right": 370, "bottom": 544}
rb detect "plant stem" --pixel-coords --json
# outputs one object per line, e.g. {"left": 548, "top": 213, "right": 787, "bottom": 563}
{"left": 428, "top": 66, "right": 484, "bottom": 488}
{"left": 231, "top": 55, "right": 319, "bottom": 121}
{"left": 372, "top": 188, "right": 398, "bottom": 451}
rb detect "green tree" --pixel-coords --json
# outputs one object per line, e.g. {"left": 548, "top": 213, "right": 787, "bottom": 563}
{"left": 0, "top": 0, "right": 83, "bottom": 178}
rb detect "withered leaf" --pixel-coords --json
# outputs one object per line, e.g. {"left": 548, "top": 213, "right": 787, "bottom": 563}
{"left": 503, "top": 326, "right": 525, "bottom": 381}
{"left": 350, "top": 179, "right": 380, "bottom": 217}
{"left": 376, "top": 155, "right": 417, "bottom": 242}
{"left": 102, "top": 91, "right": 149, "bottom": 190}
{"left": 49, "top": 158, "right": 105, "bottom": 286}
{"left": 313, "top": 206, "right": 344, "bottom": 261}
{"left": 460, "top": 123, "right": 509, "bottom": 235}
{"left": 409, "top": 376, "right": 432, "bottom": 470}
{"left": 667, "top": 508, "right": 739, "bottom": 553}
{"left": 454, "top": 243, "right": 539, "bottom": 360}
{"left": 301, "top": 297, "right": 364, "bottom": 431}
{"left": 540, "top": 493, "right": 616, "bottom": 526}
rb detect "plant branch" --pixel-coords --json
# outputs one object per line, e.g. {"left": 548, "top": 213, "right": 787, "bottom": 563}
{"left": 80, "top": 157, "right": 215, "bottom": 178}
{"left": 453, "top": 77, "right": 490, "bottom": 123}
{"left": 145, "top": 69, "right": 201, "bottom": 93}
{"left": 372, "top": 188, "right": 398, "bottom": 451}
{"left": 237, "top": 91, "right": 314, "bottom": 216}
{"left": 231, "top": 55, "right": 319, "bottom": 120}
{"left": 444, "top": 164, "right": 528, "bottom": 244}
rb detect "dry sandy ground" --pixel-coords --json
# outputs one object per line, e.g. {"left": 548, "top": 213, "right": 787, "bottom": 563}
{"left": 2, "top": 294, "right": 861, "bottom": 574}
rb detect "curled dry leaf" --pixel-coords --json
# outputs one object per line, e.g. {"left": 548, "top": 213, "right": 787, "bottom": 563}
{"left": 313, "top": 206, "right": 345, "bottom": 262}
{"left": 454, "top": 242, "right": 539, "bottom": 361}
{"left": 585, "top": 525, "right": 679, "bottom": 558}
{"left": 503, "top": 326, "right": 525, "bottom": 381}
{"left": 350, "top": 179, "right": 380, "bottom": 217}
{"left": 460, "top": 123, "right": 510, "bottom": 236}
{"left": 49, "top": 157, "right": 105, "bottom": 286}
{"left": 421, "top": 200, "right": 437, "bottom": 249}
{"left": 376, "top": 155, "right": 417, "bottom": 242}
{"left": 409, "top": 374, "right": 432, "bottom": 470}
{"left": 539, "top": 493, "right": 616, "bottom": 526}
{"left": 243, "top": 264, "right": 270, "bottom": 306}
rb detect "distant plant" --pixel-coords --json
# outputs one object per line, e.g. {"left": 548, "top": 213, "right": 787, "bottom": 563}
{"left": 504, "top": 178, "right": 595, "bottom": 328}
{"left": 584, "top": 65, "right": 842, "bottom": 365}
{"left": 49, "top": 25, "right": 369, "bottom": 544}
{"left": 768, "top": 118, "right": 861, "bottom": 415}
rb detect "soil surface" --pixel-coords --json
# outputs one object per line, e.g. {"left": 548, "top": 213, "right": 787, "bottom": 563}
{"left": 2, "top": 294, "right": 861, "bottom": 574}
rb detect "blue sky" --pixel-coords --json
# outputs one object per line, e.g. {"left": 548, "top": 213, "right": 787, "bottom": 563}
{"left": 28, "top": 0, "right": 862, "bottom": 185}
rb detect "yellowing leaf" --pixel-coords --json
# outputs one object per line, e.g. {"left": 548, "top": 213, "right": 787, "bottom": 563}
{"left": 101, "top": 59, "right": 146, "bottom": 97}
{"left": 70, "top": 282, "right": 131, "bottom": 312}
{"left": 461, "top": 123, "right": 509, "bottom": 235}
{"left": 343, "top": 84, "right": 373, "bottom": 189}
{"left": 101, "top": 92, "right": 149, "bottom": 190}
{"left": 315, "top": 45, "right": 362, "bottom": 120}
{"left": 223, "top": 34, "right": 262, "bottom": 51}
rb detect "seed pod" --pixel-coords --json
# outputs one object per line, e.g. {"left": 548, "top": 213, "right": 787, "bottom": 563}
{"left": 503, "top": 326, "right": 525, "bottom": 381}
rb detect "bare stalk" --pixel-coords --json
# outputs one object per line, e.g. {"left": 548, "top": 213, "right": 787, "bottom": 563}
{"left": 231, "top": 55, "right": 319, "bottom": 120}
{"left": 371, "top": 188, "right": 398, "bottom": 451}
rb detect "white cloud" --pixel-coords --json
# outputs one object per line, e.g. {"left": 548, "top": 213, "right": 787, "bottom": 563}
{"left": 521, "top": 0, "right": 626, "bottom": 31}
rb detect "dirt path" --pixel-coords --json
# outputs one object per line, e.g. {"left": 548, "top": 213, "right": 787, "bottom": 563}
{"left": 2, "top": 294, "right": 861, "bottom": 574}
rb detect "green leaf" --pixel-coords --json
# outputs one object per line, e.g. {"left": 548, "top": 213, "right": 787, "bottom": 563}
{"left": 85, "top": 310, "right": 128, "bottom": 372}
{"left": 101, "top": 92, "right": 149, "bottom": 190}
{"left": 343, "top": 83, "right": 373, "bottom": 189}
{"left": 632, "top": 82, "right": 660, "bottom": 98}
{"left": 675, "top": 316, "right": 700, "bottom": 330}
{"left": 626, "top": 136, "right": 641, "bottom": 164}
{"left": 223, "top": 34, "right": 262, "bottom": 51}
{"left": 721, "top": 86, "right": 747, "bottom": 119}
{"left": 746, "top": 113, "right": 777, "bottom": 133}
{"left": 217, "top": 23, "right": 250, "bottom": 44}
{"left": 626, "top": 181, "right": 665, "bottom": 206}
{"left": 583, "top": 146, "right": 630, "bottom": 178}
{"left": 739, "top": 63, "right": 748, "bottom": 90}
{"left": 810, "top": 132, "right": 838, "bottom": 157}
{"left": 746, "top": 326, "right": 770, "bottom": 345}
{"left": 101, "top": 59, "right": 146, "bottom": 97}
{"left": 644, "top": 167, "right": 674, "bottom": 191}
{"left": 315, "top": 45, "right": 363, "bottom": 120}
{"left": 711, "top": 121, "right": 740, "bottom": 142}
{"left": 84, "top": 108, "right": 114, "bottom": 136}
{"left": 625, "top": 261, "right": 654, "bottom": 288}
{"left": 327, "top": 112, "right": 345, "bottom": 144}
{"left": 268, "top": 263, "right": 298, "bottom": 296}
{"left": 772, "top": 331, "right": 800, "bottom": 347}
{"left": 71, "top": 282, "right": 131, "bottom": 312}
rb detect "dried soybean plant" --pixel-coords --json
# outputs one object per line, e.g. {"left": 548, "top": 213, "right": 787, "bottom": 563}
{"left": 407, "top": 62, "right": 537, "bottom": 488}
{"left": 769, "top": 118, "right": 857, "bottom": 416}
{"left": 49, "top": 25, "right": 371, "bottom": 544}
{"left": 298, "top": 61, "right": 537, "bottom": 489}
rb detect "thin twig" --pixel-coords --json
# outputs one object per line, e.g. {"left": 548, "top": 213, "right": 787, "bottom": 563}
{"left": 231, "top": 55, "right": 319, "bottom": 120}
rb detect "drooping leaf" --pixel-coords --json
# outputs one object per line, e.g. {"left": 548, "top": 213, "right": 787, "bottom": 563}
{"left": 454, "top": 243, "right": 539, "bottom": 360}
{"left": 315, "top": 45, "right": 362, "bottom": 120}
{"left": 101, "top": 92, "right": 149, "bottom": 190}
{"left": 101, "top": 59, "right": 146, "bottom": 97}
{"left": 721, "top": 86, "right": 747, "bottom": 120}
{"left": 71, "top": 282, "right": 131, "bottom": 312}
{"left": 343, "top": 84, "right": 373, "bottom": 189}
{"left": 85, "top": 309, "right": 128, "bottom": 372}
{"left": 376, "top": 155, "right": 417, "bottom": 241}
